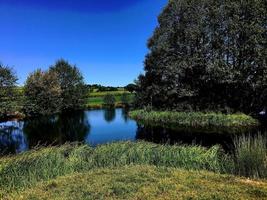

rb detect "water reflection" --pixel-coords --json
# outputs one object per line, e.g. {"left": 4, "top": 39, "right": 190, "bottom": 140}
{"left": 0, "top": 122, "right": 28, "bottom": 154}
{"left": 23, "top": 111, "right": 90, "bottom": 148}
{"left": 136, "top": 124, "right": 235, "bottom": 152}
{"left": 103, "top": 108, "right": 116, "bottom": 123}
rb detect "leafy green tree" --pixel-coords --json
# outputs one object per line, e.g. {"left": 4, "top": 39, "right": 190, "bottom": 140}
{"left": 0, "top": 64, "right": 18, "bottom": 118}
{"left": 50, "top": 59, "right": 87, "bottom": 111}
{"left": 136, "top": 0, "right": 267, "bottom": 113}
{"left": 24, "top": 69, "right": 62, "bottom": 116}
{"left": 103, "top": 94, "right": 116, "bottom": 108}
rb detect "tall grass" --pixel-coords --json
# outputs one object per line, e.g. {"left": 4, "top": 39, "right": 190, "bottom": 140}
{"left": 233, "top": 134, "right": 267, "bottom": 179}
{"left": 0, "top": 142, "right": 230, "bottom": 193}
{"left": 129, "top": 110, "right": 259, "bottom": 129}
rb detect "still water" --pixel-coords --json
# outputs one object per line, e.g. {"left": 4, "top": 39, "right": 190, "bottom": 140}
{"left": 0, "top": 108, "right": 264, "bottom": 155}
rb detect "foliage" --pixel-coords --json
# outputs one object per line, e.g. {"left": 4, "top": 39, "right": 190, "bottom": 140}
{"left": 136, "top": 0, "right": 267, "bottom": 113}
{"left": 23, "top": 69, "right": 62, "bottom": 116}
{"left": 0, "top": 64, "right": 18, "bottom": 118}
{"left": 129, "top": 110, "right": 259, "bottom": 129}
{"left": 233, "top": 134, "right": 267, "bottom": 179}
{"left": 5, "top": 165, "right": 267, "bottom": 200}
{"left": 50, "top": 59, "right": 87, "bottom": 111}
{"left": 103, "top": 94, "right": 116, "bottom": 108}
{"left": 0, "top": 142, "right": 230, "bottom": 193}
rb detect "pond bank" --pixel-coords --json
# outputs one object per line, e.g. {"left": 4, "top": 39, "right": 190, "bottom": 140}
{"left": 5, "top": 165, "right": 267, "bottom": 200}
{"left": 1, "top": 141, "right": 267, "bottom": 199}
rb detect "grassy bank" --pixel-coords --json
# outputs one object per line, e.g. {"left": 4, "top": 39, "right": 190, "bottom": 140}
{"left": 129, "top": 110, "right": 259, "bottom": 129}
{"left": 0, "top": 142, "right": 229, "bottom": 195}
{"left": 6, "top": 165, "right": 267, "bottom": 200}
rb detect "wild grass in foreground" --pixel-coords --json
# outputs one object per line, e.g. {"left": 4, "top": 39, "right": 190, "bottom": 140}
{"left": 129, "top": 110, "right": 259, "bottom": 129}
{"left": 6, "top": 165, "right": 267, "bottom": 200}
{"left": 0, "top": 142, "right": 230, "bottom": 195}
{"left": 234, "top": 134, "right": 267, "bottom": 179}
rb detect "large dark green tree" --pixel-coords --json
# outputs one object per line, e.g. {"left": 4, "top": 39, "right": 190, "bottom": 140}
{"left": 50, "top": 59, "right": 87, "bottom": 111}
{"left": 0, "top": 64, "right": 18, "bottom": 118}
{"left": 136, "top": 0, "right": 267, "bottom": 113}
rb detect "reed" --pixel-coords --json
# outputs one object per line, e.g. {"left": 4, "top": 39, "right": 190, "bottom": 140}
{"left": 233, "top": 134, "right": 267, "bottom": 179}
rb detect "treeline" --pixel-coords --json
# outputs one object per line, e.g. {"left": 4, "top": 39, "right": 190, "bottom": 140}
{"left": 0, "top": 59, "right": 88, "bottom": 118}
{"left": 136, "top": 0, "right": 267, "bottom": 113}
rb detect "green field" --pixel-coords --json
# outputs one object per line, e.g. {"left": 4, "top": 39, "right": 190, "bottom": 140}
{"left": 87, "top": 91, "right": 135, "bottom": 108}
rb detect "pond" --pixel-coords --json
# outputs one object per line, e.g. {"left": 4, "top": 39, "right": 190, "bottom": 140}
{"left": 0, "top": 108, "right": 265, "bottom": 155}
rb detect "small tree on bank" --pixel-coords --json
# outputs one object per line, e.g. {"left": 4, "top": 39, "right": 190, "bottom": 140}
{"left": 23, "top": 69, "right": 62, "bottom": 116}
{"left": 103, "top": 94, "right": 116, "bottom": 108}
{"left": 121, "top": 93, "right": 130, "bottom": 107}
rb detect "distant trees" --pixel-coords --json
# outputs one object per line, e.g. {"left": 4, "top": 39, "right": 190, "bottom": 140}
{"left": 24, "top": 59, "right": 87, "bottom": 116}
{"left": 136, "top": 0, "right": 267, "bottom": 113}
{"left": 0, "top": 64, "right": 18, "bottom": 118}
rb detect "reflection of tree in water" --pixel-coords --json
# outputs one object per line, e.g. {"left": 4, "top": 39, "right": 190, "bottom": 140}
{"left": 0, "top": 122, "right": 28, "bottom": 154}
{"left": 57, "top": 111, "right": 90, "bottom": 141}
{"left": 104, "top": 108, "right": 116, "bottom": 123}
{"left": 23, "top": 111, "right": 90, "bottom": 148}
{"left": 135, "top": 124, "right": 234, "bottom": 151}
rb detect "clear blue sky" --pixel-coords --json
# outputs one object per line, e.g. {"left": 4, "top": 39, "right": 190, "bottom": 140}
{"left": 0, "top": 0, "right": 167, "bottom": 86}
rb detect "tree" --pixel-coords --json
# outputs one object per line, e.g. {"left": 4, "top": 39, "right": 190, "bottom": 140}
{"left": 0, "top": 64, "right": 18, "bottom": 118}
{"left": 103, "top": 94, "right": 116, "bottom": 108}
{"left": 24, "top": 69, "right": 62, "bottom": 116}
{"left": 50, "top": 59, "right": 87, "bottom": 111}
{"left": 136, "top": 0, "right": 267, "bottom": 113}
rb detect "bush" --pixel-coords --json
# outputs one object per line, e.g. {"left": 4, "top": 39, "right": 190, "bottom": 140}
{"left": 103, "top": 94, "right": 116, "bottom": 108}
{"left": 121, "top": 93, "right": 130, "bottom": 106}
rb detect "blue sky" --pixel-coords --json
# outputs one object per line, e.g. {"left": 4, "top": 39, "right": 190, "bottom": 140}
{"left": 0, "top": 0, "right": 167, "bottom": 86}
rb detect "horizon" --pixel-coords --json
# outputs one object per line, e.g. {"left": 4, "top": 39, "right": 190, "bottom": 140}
{"left": 0, "top": 0, "right": 167, "bottom": 86}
